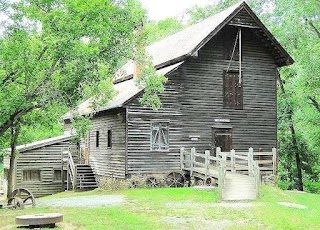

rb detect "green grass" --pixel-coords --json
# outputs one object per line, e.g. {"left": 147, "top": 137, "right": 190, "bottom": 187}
{"left": 0, "top": 186, "right": 319, "bottom": 229}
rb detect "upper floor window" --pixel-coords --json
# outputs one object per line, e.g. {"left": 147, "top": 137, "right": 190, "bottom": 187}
{"left": 107, "top": 129, "right": 112, "bottom": 148}
{"left": 223, "top": 29, "right": 240, "bottom": 61}
{"left": 223, "top": 71, "right": 243, "bottom": 109}
{"left": 96, "top": 131, "right": 100, "bottom": 148}
{"left": 151, "top": 122, "right": 169, "bottom": 151}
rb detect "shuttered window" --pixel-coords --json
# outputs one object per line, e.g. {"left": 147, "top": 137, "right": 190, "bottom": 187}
{"left": 151, "top": 122, "right": 169, "bottom": 151}
{"left": 23, "top": 170, "right": 41, "bottom": 182}
{"left": 223, "top": 71, "right": 243, "bottom": 109}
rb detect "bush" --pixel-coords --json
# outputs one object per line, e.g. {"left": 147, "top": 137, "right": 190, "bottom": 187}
{"left": 304, "top": 181, "right": 320, "bottom": 194}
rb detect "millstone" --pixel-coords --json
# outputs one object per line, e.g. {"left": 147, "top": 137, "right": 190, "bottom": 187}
{"left": 16, "top": 213, "right": 63, "bottom": 228}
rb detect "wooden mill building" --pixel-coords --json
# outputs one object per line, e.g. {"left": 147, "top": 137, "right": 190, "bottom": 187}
{"left": 4, "top": 1, "right": 293, "bottom": 197}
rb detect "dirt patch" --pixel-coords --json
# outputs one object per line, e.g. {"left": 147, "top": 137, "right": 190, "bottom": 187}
{"left": 37, "top": 195, "right": 125, "bottom": 208}
{"left": 277, "top": 202, "right": 307, "bottom": 209}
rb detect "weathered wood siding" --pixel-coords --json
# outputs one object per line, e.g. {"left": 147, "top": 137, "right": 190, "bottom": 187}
{"left": 126, "top": 24, "right": 277, "bottom": 175}
{"left": 15, "top": 140, "right": 71, "bottom": 197}
{"left": 89, "top": 109, "right": 126, "bottom": 178}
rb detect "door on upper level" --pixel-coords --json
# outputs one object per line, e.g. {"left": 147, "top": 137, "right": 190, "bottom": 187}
{"left": 212, "top": 128, "right": 232, "bottom": 156}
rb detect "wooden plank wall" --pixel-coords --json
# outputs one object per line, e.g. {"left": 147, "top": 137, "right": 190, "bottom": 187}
{"left": 89, "top": 109, "right": 126, "bottom": 178}
{"left": 126, "top": 24, "right": 277, "bottom": 175}
{"left": 15, "top": 140, "right": 72, "bottom": 197}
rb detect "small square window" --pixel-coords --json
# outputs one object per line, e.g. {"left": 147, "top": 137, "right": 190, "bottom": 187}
{"left": 23, "top": 170, "right": 40, "bottom": 182}
{"left": 54, "top": 169, "right": 67, "bottom": 181}
{"left": 151, "top": 122, "right": 169, "bottom": 151}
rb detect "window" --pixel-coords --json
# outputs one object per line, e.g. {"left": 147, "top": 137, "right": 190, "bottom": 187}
{"left": 107, "top": 129, "right": 112, "bottom": 148}
{"left": 96, "top": 131, "right": 99, "bottom": 148}
{"left": 54, "top": 169, "right": 67, "bottom": 181}
{"left": 223, "top": 71, "right": 243, "bottom": 109}
{"left": 23, "top": 170, "right": 40, "bottom": 182}
{"left": 151, "top": 122, "right": 169, "bottom": 151}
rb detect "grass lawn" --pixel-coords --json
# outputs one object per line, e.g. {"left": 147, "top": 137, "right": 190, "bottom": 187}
{"left": 0, "top": 186, "right": 319, "bottom": 229}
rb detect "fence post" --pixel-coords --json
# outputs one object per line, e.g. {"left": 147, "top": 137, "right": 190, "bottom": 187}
{"left": 190, "top": 147, "right": 196, "bottom": 176}
{"left": 272, "top": 147, "right": 277, "bottom": 175}
{"left": 231, "top": 149, "right": 236, "bottom": 173}
{"left": 205, "top": 150, "right": 210, "bottom": 179}
{"left": 248, "top": 148, "right": 253, "bottom": 176}
{"left": 180, "top": 147, "right": 185, "bottom": 170}
{"left": 216, "top": 147, "right": 221, "bottom": 160}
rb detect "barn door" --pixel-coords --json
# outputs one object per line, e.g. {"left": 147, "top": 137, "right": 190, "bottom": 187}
{"left": 212, "top": 128, "right": 232, "bottom": 156}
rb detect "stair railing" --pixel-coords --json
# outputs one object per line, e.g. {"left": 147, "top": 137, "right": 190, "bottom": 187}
{"left": 66, "top": 149, "right": 77, "bottom": 191}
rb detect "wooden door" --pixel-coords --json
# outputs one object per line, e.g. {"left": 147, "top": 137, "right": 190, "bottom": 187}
{"left": 212, "top": 128, "right": 232, "bottom": 155}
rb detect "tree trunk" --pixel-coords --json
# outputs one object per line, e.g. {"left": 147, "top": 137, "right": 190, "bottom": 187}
{"left": 277, "top": 71, "right": 303, "bottom": 191}
{"left": 7, "top": 124, "right": 19, "bottom": 198}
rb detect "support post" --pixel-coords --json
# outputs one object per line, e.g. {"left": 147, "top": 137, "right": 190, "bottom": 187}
{"left": 205, "top": 150, "right": 210, "bottom": 179}
{"left": 272, "top": 147, "right": 277, "bottom": 175}
{"left": 190, "top": 147, "right": 196, "bottom": 176}
{"left": 248, "top": 148, "right": 254, "bottom": 176}
{"left": 231, "top": 149, "right": 236, "bottom": 173}
{"left": 73, "top": 165, "right": 77, "bottom": 191}
{"left": 180, "top": 147, "right": 185, "bottom": 170}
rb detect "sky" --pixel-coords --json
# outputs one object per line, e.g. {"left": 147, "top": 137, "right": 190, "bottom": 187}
{"left": 140, "top": 0, "right": 215, "bottom": 21}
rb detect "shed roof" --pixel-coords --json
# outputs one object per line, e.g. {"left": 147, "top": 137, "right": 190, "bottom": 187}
{"left": 64, "top": 1, "right": 294, "bottom": 119}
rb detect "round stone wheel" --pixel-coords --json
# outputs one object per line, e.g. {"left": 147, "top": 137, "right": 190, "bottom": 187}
{"left": 165, "top": 172, "right": 185, "bottom": 188}
{"left": 16, "top": 213, "right": 63, "bottom": 227}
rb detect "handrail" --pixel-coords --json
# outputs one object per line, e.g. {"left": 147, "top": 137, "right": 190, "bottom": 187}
{"left": 65, "top": 149, "right": 77, "bottom": 191}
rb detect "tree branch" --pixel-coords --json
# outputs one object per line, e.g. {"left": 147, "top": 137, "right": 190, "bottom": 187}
{"left": 306, "top": 19, "right": 320, "bottom": 39}
{"left": 308, "top": 96, "right": 320, "bottom": 112}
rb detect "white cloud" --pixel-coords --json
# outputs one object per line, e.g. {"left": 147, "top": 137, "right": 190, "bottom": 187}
{"left": 140, "top": 0, "right": 214, "bottom": 21}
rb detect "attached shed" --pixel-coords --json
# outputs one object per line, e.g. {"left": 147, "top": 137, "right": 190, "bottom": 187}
{"left": 3, "top": 134, "right": 75, "bottom": 197}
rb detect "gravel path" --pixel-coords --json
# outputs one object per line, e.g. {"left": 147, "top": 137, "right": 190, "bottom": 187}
{"left": 37, "top": 195, "right": 125, "bottom": 208}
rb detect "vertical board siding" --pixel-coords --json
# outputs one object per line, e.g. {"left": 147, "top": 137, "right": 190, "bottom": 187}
{"left": 89, "top": 109, "right": 126, "bottom": 178}
{"left": 127, "top": 25, "right": 277, "bottom": 175}
{"left": 15, "top": 140, "right": 71, "bottom": 197}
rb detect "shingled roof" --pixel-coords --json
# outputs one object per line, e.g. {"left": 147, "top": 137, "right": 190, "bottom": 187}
{"left": 64, "top": 1, "right": 293, "bottom": 119}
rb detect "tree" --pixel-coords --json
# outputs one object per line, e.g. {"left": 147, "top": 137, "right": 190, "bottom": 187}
{"left": 0, "top": 0, "right": 146, "bottom": 138}
{"left": 0, "top": 0, "right": 149, "bottom": 195}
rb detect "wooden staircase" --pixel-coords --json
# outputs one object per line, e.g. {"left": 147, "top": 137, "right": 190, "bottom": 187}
{"left": 75, "top": 165, "right": 98, "bottom": 190}
{"left": 221, "top": 172, "right": 257, "bottom": 201}
{"left": 65, "top": 150, "right": 97, "bottom": 191}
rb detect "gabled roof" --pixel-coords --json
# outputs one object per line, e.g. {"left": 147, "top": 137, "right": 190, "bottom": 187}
{"left": 146, "top": 1, "right": 293, "bottom": 69}
{"left": 63, "top": 62, "right": 183, "bottom": 119}
{"left": 64, "top": 1, "right": 294, "bottom": 119}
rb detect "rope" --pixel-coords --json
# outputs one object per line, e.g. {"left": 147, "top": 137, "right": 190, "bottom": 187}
{"left": 226, "top": 29, "right": 240, "bottom": 73}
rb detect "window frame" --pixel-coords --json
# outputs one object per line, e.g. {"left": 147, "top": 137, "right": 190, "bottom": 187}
{"left": 22, "top": 169, "right": 41, "bottom": 182}
{"left": 223, "top": 70, "right": 243, "bottom": 109}
{"left": 150, "top": 121, "right": 169, "bottom": 152}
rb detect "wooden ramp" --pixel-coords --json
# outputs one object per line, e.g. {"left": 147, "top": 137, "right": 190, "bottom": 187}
{"left": 222, "top": 172, "right": 257, "bottom": 201}
{"left": 181, "top": 147, "right": 277, "bottom": 201}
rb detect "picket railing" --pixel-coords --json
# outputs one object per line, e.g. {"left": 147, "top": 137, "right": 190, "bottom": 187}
{"left": 180, "top": 147, "right": 277, "bottom": 197}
